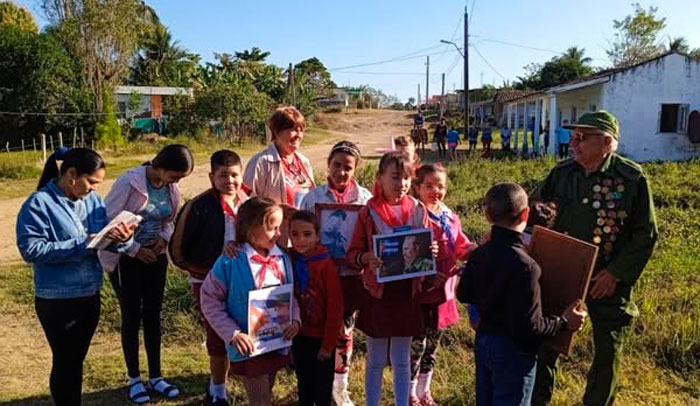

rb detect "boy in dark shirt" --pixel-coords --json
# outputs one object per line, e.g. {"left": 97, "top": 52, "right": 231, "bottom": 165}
{"left": 457, "top": 182, "right": 586, "bottom": 406}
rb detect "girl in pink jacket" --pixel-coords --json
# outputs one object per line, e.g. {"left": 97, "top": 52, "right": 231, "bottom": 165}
{"left": 101, "top": 145, "right": 193, "bottom": 404}
{"left": 410, "top": 164, "right": 477, "bottom": 406}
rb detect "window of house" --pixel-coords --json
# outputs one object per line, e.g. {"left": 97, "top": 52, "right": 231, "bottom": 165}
{"left": 117, "top": 101, "right": 127, "bottom": 114}
{"left": 659, "top": 103, "right": 689, "bottom": 133}
{"left": 589, "top": 104, "right": 597, "bottom": 112}
{"left": 571, "top": 107, "right": 577, "bottom": 123}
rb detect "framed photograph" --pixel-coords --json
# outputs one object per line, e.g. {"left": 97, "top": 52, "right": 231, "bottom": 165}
{"left": 315, "top": 203, "right": 364, "bottom": 273}
{"left": 528, "top": 225, "right": 598, "bottom": 355}
{"left": 373, "top": 228, "right": 436, "bottom": 283}
{"left": 247, "top": 284, "right": 293, "bottom": 357}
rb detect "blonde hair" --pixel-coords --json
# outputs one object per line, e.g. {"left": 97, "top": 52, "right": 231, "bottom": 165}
{"left": 236, "top": 197, "right": 282, "bottom": 244}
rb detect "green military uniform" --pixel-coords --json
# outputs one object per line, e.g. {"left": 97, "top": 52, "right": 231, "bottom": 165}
{"left": 530, "top": 112, "right": 658, "bottom": 406}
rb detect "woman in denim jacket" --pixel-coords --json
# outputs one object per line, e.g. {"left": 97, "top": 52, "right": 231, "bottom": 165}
{"left": 16, "top": 148, "right": 135, "bottom": 406}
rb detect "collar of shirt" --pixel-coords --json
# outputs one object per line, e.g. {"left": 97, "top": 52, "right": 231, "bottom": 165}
{"left": 242, "top": 243, "right": 286, "bottom": 288}
{"left": 490, "top": 225, "right": 524, "bottom": 248}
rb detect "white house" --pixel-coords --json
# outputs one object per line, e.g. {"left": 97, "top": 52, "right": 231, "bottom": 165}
{"left": 501, "top": 52, "right": 700, "bottom": 162}
{"left": 114, "top": 86, "right": 193, "bottom": 119}
{"left": 317, "top": 88, "right": 350, "bottom": 108}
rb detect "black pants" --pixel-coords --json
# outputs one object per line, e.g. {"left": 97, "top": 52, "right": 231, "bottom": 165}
{"left": 559, "top": 143, "right": 569, "bottom": 158}
{"left": 109, "top": 254, "right": 168, "bottom": 379}
{"left": 35, "top": 294, "right": 101, "bottom": 406}
{"left": 435, "top": 137, "right": 446, "bottom": 157}
{"left": 292, "top": 336, "right": 335, "bottom": 406}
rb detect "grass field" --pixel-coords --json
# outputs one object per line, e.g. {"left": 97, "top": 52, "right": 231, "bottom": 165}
{"left": 1, "top": 148, "right": 699, "bottom": 405}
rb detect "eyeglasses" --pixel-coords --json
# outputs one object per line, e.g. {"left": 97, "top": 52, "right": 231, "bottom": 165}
{"left": 570, "top": 129, "right": 605, "bottom": 143}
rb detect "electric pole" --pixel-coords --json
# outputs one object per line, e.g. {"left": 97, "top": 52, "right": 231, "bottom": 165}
{"left": 418, "top": 84, "right": 421, "bottom": 108}
{"left": 464, "top": 6, "right": 469, "bottom": 138}
{"left": 288, "top": 63, "right": 296, "bottom": 106}
{"left": 441, "top": 73, "right": 445, "bottom": 118}
{"left": 425, "top": 56, "right": 430, "bottom": 110}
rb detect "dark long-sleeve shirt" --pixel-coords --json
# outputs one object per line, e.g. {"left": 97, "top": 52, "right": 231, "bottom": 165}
{"left": 457, "top": 225, "right": 565, "bottom": 354}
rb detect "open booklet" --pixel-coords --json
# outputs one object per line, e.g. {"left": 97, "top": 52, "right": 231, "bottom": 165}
{"left": 87, "top": 210, "right": 142, "bottom": 250}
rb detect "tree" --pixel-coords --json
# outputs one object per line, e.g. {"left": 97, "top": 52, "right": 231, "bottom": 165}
{"left": 130, "top": 24, "right": 199, "bottom": 86}
{"left": 515, "top": 47, "right": 593, "bottom": 90}
{"left": 0, "top": 26, "right": 91, "bottom": 142}
{"left": 234, "top": 47, "right": 270, "bottom": 62}
{"left": 0, "top": 2, "right": 38, "bottom": 33}
{"left": 607, "top": 3, "right": 666, "bottom": 68}
{"left": 42, "top": 0, "right": 150, "bottom": 112}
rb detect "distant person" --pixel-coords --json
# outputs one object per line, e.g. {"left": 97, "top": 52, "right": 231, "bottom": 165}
{"left": 17, "top": 148, "right": 135, "bottom": 406}
{"left": 543, "top": 120, "right": 551, "bottom": 153}
{"left": 468, "top": 127, "right": 479, "bottom": 152}
{"left": 557, "top": 120, "right": 572, "bottom": 158}
{"left": 446, "top": 127, "right": 460, "bottom": 161}
{"left": 433, "top": 118, "right": 448, "bottom": 158}
{"left": 101, "top": 144, "right": 194, "bottom": 403}
{"left": 501, "top": 125, "right": 512, "bottom": 151}
{"left": 394, "top": 135, "right": 420, "bottom": 167}
{"left": 481, "top": 126, "right": 493, "bottom": 156}
{"left": 457, "top": 182, "right": 587, "bottom": 406}
{"left": 414, "top": 110, "right": 425, "bottom": 129}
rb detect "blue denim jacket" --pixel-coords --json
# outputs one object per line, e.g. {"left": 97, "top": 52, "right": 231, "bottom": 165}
{"left": 16, "top": 179, "right": 131, "bottom": 299}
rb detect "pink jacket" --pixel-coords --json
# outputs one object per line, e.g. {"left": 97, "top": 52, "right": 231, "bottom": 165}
{"left": 243, "top": 143, "right": 314, "bottom": 205}
{"left": 98, "top": 166, "right": 180, "bottom": 271}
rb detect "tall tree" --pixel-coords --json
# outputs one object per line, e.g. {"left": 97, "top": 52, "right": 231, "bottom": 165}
{"left": 130, "top": 24, "right": 199, "bottom": 86}
{"left": 234, "top": 46, "right": 270, "bottom": 62}
{"left": 0, "top": 1, "right": 38, "bottom": 33}
{"left": 42, "top": 0, "right": 151, "bottom": 112}
{"left": 607, "top": 3, "right": 666, "bottom": 68}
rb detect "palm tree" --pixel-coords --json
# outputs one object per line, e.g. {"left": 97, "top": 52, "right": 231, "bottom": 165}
{"left": 234, "top": 47, "right": 270, "bottom": 62}
{"left": 131, "top": 24, "right": 199, "bottom": 86}
{"left": 667, "top": 36, "right": 689, "bottom": 53}
{"left": 563, "top": 46, "right": 592, "bottom": 65}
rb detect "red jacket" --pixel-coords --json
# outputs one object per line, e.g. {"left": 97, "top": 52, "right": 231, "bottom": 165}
{"left": 292, "top": 245, "right": 344, "bottom": 352}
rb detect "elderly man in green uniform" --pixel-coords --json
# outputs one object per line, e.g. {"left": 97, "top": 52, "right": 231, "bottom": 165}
{"left": 530, "top": 111, "right": 658, "bottom": 406}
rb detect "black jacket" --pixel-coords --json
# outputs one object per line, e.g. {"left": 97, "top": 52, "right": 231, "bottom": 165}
{"left": 457, "top": 225, "right": 565, "bottom": 353}
{"left": 169, "top": 188, "right": 225, "bottom": 279}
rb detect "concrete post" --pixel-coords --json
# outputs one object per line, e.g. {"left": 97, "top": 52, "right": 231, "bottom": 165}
{"left": 549, "top": 94, "right": 558, "bottom": 156}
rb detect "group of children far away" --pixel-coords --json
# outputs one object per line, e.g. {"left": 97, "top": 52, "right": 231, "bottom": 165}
{"left": 17, "top": 111, "right": 586, "bottom": 406}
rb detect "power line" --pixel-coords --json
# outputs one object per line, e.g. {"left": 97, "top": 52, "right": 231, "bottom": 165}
{"left": 328, "top": 47, "right": 460, "bottom": 71}
{"left": 334, "top": 71, "right": 425, "bottom": 76}
{"left": 469, "top": 0, "right": 476, "bottom": 25}
{"left": 471, "top": 44, "right": 507, "bottom": 81}
{"left": 471, "top": 36, "right": 560, "bottom": 54}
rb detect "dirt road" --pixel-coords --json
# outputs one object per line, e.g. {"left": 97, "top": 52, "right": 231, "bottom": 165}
{"left": 0, "top": 109, "right": 411, "bottom": 263}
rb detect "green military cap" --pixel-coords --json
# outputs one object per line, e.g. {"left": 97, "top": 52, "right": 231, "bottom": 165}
{"left": 565, "top": 110, "right": 619, "bottom": 140}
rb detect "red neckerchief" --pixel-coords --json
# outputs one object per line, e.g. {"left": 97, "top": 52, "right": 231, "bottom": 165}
{"left": 367, "top": 180, "right": 414, "bottom": 229}
{"left": 281, "top": 153, "right": 312, "bottom": 186}
{"left": 328, "top": 178, "right": 356, "bottom": 204}
{"left": 219, "top": 188, "right": 246, "bottom": 219}
{"left": 250, "top": 254, "right": 285, "bottom": 288}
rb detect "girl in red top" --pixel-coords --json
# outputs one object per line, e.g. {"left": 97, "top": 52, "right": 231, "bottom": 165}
{"left": 410, "top": 164, "right": 478, "bottom": 406}
{"left": 289, "top": 210, "right": 344, "bottom": 406}
{"left": 347, "top": 151, "right": 436, "bottom": 406}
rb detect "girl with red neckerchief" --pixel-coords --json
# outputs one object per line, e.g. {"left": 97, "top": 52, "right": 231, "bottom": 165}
{"left": 346, "top": 151, "right": 437, "bottom": 406}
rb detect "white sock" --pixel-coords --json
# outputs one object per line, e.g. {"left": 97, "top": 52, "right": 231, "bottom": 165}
{"left": 334, "top": 372, "right": 349, "bottom": 388}
{"left": 209, "top": 378, "right": 227, "bottom": 400}
{"left": 417, "top": 371, "right": 432, "bottom": 397}
{"left": 410, "top": 378, "right": 418, "bottom": 398}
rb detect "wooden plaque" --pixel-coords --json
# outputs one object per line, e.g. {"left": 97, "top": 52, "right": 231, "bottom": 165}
{"left": 528, "top": 225, "right": 598, "bottom": 355}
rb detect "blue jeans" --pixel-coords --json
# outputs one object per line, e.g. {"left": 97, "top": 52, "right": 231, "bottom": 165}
{"left": 475, "top": 333, "right": 537, "bottom": 406}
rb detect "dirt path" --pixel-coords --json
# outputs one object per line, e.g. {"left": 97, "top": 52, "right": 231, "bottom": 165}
{"left": 0, "top": 109, "right": 410, "bottom": 263}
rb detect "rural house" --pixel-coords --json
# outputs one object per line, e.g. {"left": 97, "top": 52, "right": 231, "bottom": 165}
{"left": 501, "top": 51, "right": 700, "bottom": 162}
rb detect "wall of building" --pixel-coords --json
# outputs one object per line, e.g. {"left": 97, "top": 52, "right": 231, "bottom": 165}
{"left": 603, "top": 53, "right": 700, "bottom": 161}
{"left": 555, "top": 84, "right": 603, "bottom": 125}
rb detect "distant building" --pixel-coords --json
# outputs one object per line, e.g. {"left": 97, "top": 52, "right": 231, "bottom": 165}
{"left": 114, "top": 86, "right": 193, "bottom": 119}
{"left": 317, "top": 88, "right": 350, "bottom": 108}
{"left": 502, "top": 51, "right": 700, "bottom": 161}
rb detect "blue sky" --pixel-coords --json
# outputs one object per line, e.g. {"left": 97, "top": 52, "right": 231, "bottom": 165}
{"left": 15, "top": 0, "right": 700, "bottom": 102}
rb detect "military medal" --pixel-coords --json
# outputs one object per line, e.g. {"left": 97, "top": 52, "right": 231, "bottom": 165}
{"left": 593, "top": 236, "right": 602, "bottom": 244}
{"left": 593, "top": 185, "right": 602, "bottom": 193}
{"left": 593, "top": 201, "right": 601, "bottom": 209}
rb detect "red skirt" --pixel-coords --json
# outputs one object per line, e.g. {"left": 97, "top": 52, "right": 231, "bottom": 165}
{"left": 230, "top": 351, "right": 291, "bottom": 377}
{"left": 340, "top": 275, "right": 365, "bottom": 314}
{"left": 356, "top": 278, "right": 424, "bottom": 338}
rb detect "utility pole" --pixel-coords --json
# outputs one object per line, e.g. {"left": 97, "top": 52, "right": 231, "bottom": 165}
{"left": 288, "top": 63, "right": 296, "bottom": 106}
{"left": 464, "top": 6, "right": 469, "bottom": 138}
{"left": 418, "top": 84, "right": 421, "bottom": 108}
{"left": 440, "top": 73, "right": 446, "bottom": 118}
{"left": 425, "top": 56, "right": 430, "bottom": 111}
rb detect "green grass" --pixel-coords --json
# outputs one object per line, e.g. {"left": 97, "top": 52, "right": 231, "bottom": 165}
{"left": 1, "top": 155, "right": 699, "bottom": 405}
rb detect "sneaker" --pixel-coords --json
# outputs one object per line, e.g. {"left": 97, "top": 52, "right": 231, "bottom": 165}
{"left": 410, "top": 395, "right": 422, "bottom": 406}
{"left": 420, "top": 392, "right": 438, "bottom": 406}
{"left": 332, "top": 384, "right": 355, "bottom": 406}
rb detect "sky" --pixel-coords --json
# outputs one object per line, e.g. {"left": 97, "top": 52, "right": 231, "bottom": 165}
{"left": 14, "top": 0, "right": 700, "bottom": 102}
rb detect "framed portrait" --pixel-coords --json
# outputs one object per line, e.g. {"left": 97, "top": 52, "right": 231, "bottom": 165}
{"left": 315, "top": 203, "right": 364, "bottom": 273}
{"left": 528, "top": 225, "right": 598, "bottom": 355}
{"left": 373, "top": 228, "right": 436, "bottom": 283}
{"left": 247, "top": 284, "right": 293, "bottom": 357}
